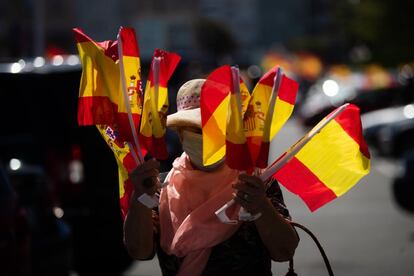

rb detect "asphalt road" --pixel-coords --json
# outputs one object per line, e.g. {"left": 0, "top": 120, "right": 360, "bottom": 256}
{"left": 123, "top": 119, "right": 414, "bottom": 276}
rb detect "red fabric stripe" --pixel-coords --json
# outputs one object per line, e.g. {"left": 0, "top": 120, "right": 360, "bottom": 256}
{"left": 116, "top": 112, "right": 142, "bottom": 144}
{"left": 119, "top": 27, "right": 140, "bottom": 57}
{"left": 73, "top": 28, "right": 118, "bottom": 61}
{"left": 334, "top": 104, "right": 371, "bottom": 159}
{"left": 278, "top": 75, "right": 298, "bottom": 105}
{"left": 147, "top": 49, "right": 181, "bottom": 87}
{"left": 122, "top": 152, "right": 139, "bottom": 173}
{"left": 77, "top": 96, "right": 117, "bottom": 126}
{"left": 226, "top": 141, "right": 253, "bottom": 171}
{"left": 258, "top": 66, "right": 277, "bottom": 87}
{"left": 246, "top": 136, "right": 261, "bottom": 167}
{"left": 73, "top": 28, "right": 92, "bottom": 43}
{"left": 138, "top": 134, "right": 153, "bottom": 157}
{"left": 255, "top": 141, "right": 269, "bottom": 168}
{"left": 274, "top": 157, "right": 337, "bottom": 212}
{"left": 151, "top": 136, "right": 169, "bottom": 160}
{"left": 201, "top": 66, "right": 232, "bottom": 126}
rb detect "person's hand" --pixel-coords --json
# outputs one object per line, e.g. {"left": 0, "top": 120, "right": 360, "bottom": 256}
{"left": 232, "top": 174, "right": 268, "bottom": 215}
{"left": 129, "top": 159, "right": 160, "bottom": 197}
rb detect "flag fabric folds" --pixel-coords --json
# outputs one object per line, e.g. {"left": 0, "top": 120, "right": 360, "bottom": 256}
{"left": 225, "top": 67, "right": 253, "bottom": 171}
{"left": 244, "top": 66, "right": 299, "bottom": 168}
{"left": 201, "top": 66, "right": 232, "bottom": 166}
{"left": 74, "top": 27, "right": 144, "bottom": 143}
{"left": 117, "top": 26, "right": 144, "bottom": 144}
{"left": 96, "top": 125, "right": 137, "bottom": 218}
{"left": 273, "top": 104, "right": 371, "bottom": 211}
{"left": 75, "top": 27, "right": 180, "bottom": 217}
{"left": 140, "top": 49, "right": 181, "bottom": 159}
{"left": 256, "top": 67, "right": 299, "bottom": 168}
{"left": 74, "top": 28, "right": 120, "bottom": 126}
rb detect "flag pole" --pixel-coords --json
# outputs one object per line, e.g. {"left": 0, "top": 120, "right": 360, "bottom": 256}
{"left": 153, "top": 57, "right": 161, "bottom": 112}
{"left": 117, "top": 28, "right": 144, "bottom": 164}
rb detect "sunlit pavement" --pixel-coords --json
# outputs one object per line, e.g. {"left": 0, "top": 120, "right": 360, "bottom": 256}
{"left": 123, "top": 119, "right": 414, "bottom": 276}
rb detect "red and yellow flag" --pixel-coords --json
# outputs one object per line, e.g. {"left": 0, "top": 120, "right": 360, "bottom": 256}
{"left": 201, "top": 66, "right": 232, "bottom": 166}
{"left": 255, "top": 67, "right": 299, "bottom": 168}
{"left": 96, "top": 125, "right": 137, "bottom": 218}
{"left": 74, "top": 28, "right": 119, "bottom": 127}
{"left": 117, "top": 26, "right": 144, "bottom": 144}
{"left": 75, "top": 27, "right": 145, "bottom": 218}
{"left": 274, "top": 104, "right": 371, "bottom": 211}
{"left": 74, "top": 27, "right": 144, "bottom": 144}
{"left": 140, "top": 49, "right": 181, "bottom": 159}
{"left": 226, "top": 67, "right": 253, "bottom": 171}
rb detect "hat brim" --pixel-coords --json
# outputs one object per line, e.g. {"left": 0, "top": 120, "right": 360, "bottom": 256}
{"left": 167, "top": 108, "right": 201, "bottom": 129}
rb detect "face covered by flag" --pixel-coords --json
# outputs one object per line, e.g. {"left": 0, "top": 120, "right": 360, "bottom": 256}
{"left": 200, "top": 66, "right": 232, "bottom": 166}
{"left": 140, "top": 49, "right": 181, "bottom": 159}
{"left": 273, "top": 104, "right": 371, "bottom": 211}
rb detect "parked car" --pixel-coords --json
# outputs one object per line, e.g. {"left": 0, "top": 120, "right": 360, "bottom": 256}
{"left": 0, "top": 60, "right": 132, "bottom": 275}
{"left": 298, "top": 70, "right": 413, "bottom": 127}
{"left": 362, "top": 104, "right": 414, "bottom": 157}
{"left": 393, "top": 151, "right": 414, "bottom": 214}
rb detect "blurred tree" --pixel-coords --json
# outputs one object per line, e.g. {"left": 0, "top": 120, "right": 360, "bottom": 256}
{"left": 335, "top": 0, "right": 414, "bottom": 66}
{"left": 193, "top": 18, "right": 238, "bottom": 67}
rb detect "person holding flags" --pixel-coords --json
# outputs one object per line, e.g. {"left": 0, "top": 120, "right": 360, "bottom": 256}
{"left": 123, "top": 78, "right": 299, "bottom": 276}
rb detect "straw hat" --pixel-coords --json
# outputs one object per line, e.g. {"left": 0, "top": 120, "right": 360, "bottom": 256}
{"left": 167, "top": 79, "right": 205, "bottom": 129}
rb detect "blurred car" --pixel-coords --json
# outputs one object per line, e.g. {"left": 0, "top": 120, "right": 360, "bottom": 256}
{"left": 0, "top": 164, "right": 30, "bottom": 276}
{"left": 0, "top": 58, "right": 132, "bottom": 275}
{"left": 362, "top": 104, "right": 414, "bottom": 157}
{"left": 7, "top": 161, "right": 72, "bottom": 275}
{"left": 393, "top": 151, "right": 414, "bottom": 214}
{"left": 298, "top": 69, "right": 413, "bottom": 126}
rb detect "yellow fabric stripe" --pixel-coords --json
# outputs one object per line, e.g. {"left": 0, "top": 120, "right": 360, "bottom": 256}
{"left": 263, "top": 98, "right": 294, "bottom": 142}
{"left": 117, "top": 160, "right": 128, "bottom": 198}
{"left": 140, "top": 80, "right": 153, "bottom": 137}
{"left": 77, "top": 41, "right": 120, "bottom": 101}
{"left": 244, "top": 83, "right": 270, "bottom": 138}
{"left": 153, "top": 86, "right": 168, "bottom": 137}
{"left": 140, "top": 82, "right": 168, "bottom": 138}
{"left": 227, "top": 94, "right": 246, "bottom": 144}
{"left": 118, "top": 55, "right": 142, "bottom": 115}
{"left": 296, "top": 120, "right": 370, "bottom": 196}
{"left": 203, "top": 94, "right": 230, "bottom": 166}
{"left": 240, "top": 82, "right": 251, "bottom": 116}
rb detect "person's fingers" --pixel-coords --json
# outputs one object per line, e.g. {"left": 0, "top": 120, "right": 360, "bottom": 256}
{"left": 239, "top": 174, "right": 263, "bottom": 188}
{"left": 131, "top": 159, "right": 160, "bottom": 176}
{"left": 233, "top": 192, "right": 248, "bottom": 207}
{"left": 233, "top": 181, "right": 259, "bottom": 195}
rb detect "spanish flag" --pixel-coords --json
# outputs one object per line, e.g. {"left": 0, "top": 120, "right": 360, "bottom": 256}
{"left": 201, "top": 66, "right": 232, "bottom": 166}
{"left": 75, "top": 27, "right": 145, "bottom": 218}
{"left": 274, "top": 104, "right": 371, "bottom": 211}
{"left": 96, "top": 124, "right": 137, "bottom": 218}
{"left": 74, "top": 27, "right": 143, "bottom": 143}
{"left": 225, "top": 67, "right": 253, "bottom": 171}
{"left": 244, "top": 67, "right": 298, "bottom": 167}
{"left": 140, "top": 49, "right": 181, "bottom": 159}
{"left": 255, "top": 67, "right": 298, "bottom": 168}
{"left": 117, "top": 26, "right": 145, "bottom": 147}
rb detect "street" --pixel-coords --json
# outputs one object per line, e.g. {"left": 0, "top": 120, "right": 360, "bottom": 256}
{"left": 123, "top": 119, "right": 414, "bottom": 276}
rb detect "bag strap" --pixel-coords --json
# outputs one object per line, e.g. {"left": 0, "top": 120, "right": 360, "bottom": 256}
{"left": 287, "top": 222, "right": 334, "bottom": 276}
